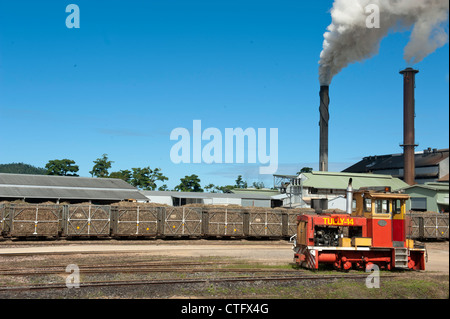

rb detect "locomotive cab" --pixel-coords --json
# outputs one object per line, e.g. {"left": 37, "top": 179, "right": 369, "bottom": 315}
{"left": 352, "top": 189, "right": 410, "bottom": 248}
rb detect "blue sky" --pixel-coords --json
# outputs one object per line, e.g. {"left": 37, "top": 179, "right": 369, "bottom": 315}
{"left": 0, "top": 0, "right": 448, "bottom": 190}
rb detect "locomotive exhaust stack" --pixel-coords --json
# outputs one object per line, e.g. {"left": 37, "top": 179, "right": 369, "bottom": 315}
{"left": 346, "top": 178, "right": 353, "bottom": 215}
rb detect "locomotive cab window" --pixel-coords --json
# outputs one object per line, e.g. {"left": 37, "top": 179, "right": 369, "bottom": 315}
{"left": 375, "top": 200, "right": 390, "bottom": 214}
{"left": 364, "top": 198, "right": 372, "bottom": 212}
{"left": 393, "top": 199, "right": 402, "bottom": 214}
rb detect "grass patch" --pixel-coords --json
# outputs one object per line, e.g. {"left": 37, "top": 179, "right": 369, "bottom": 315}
{"left": 180, "top": 275, "right": 449, "bottom": 299}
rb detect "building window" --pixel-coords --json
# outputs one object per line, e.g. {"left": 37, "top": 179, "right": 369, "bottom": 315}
{"left": 411, "top": 197, "right": 427, "bottom": 211}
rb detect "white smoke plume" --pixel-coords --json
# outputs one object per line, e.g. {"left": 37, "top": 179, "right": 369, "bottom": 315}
{"left": 319, "top": 0, "right": 449, "bottom": 86}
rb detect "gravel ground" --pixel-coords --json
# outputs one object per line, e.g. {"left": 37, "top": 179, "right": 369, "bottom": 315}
{"left": 0, "top": 239, "right": 448, "bottom": 299}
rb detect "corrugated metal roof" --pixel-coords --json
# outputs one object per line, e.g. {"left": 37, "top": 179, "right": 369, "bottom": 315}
{"left": 0, "top": 173, "right": 136, "bottom": 189}
{"left": 344, "top": 149, "right": 449, "bottom": 172}
{"left": 300, "top": 171, "right": 409, "bottom": 191}
{"left": 0, "top": 173, "right": 148, "bottom": 201}
{"left": 230, "top": 189, "right": 280, "bottom": 197}
{"left": 436, "top": 193, "right": 449, "bottom": 206}
{"left": 401, "top": 182, "right": 449, "bottom": 192}
{"left": 273, "top": 174, "right": 298, "bottom": 179}
{"left": 140, "top": 191, "right": 273, "bottom": 200}
{"left": 271, "top": 194, "right": 289, "bottom": 200}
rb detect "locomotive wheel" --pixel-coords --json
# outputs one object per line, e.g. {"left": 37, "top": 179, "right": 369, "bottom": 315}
{"left": 342, "top": 261, "right": 352, "bottom": 271}
{"left": 408, "top": 256, "right": 416, "bottom": 270}
{"left": 341, "top": 257, "right": 352, "bottom": 271}
{"left": 365, "top": 262, "right": 374, "bottom": 271}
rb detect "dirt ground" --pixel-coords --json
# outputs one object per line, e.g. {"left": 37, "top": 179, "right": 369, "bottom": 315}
{"left": 0, "top": 239, "right": 448, "bottom": 272}
{"left": 420, "top": 241, "right": 449, "bottom": 272}
{"left": 0, "top": 239, "right": 448, "bottom": 300}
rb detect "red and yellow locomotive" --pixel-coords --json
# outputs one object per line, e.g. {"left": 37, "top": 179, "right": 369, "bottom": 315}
{"left": 293, "top": 179, "right": 426, "bottom": 271}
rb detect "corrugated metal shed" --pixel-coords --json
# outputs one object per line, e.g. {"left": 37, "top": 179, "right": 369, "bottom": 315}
{"left": 0, "top": 173, "right": 148, "bottom": 202}
{"left": 400, "top": 182, "right": 449, "bottom": 212}
{"left": 140, "top": 191, "right": 272, "bottom": 200}
{"left": 231, "top": 188, "right": 280, "bottom": 196}
{"left": 300, "top": 171, "right": 409, "bottom": 191}
{"left": 144, "top": 191, "right": 210, "bottom": 199}
{"left": 140, "top": 190, "right": 275, "bottom": 207}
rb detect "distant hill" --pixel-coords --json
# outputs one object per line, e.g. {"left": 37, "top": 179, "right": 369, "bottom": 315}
{"left": 0, "top": 163, "right": 46, "bottom": 175}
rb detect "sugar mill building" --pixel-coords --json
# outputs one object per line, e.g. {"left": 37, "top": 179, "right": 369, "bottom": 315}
{"left": 0, "top": 173, "right": 148, "bottom": 204}
{"left": 274, "top": 171, "right": 409, "bottom": 210}
{"left": 343, "top": 148, "right": 449, "bottom": 185}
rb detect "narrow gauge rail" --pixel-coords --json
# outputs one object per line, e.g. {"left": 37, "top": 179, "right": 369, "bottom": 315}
{"left": 0, "top": 267, "right": 302, "bottom": 276}
{"left": 0, "top": 261, "right": 243, "bottom": 273}
{"left": 0, "top": 273, "right": 396, "bottom": 292}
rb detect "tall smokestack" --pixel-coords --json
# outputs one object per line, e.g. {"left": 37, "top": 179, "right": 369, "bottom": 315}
{"left": 400, "top": 67, "right": 419, "bottom": 186}
{"left": 319, "top": 86, "right": 330, "bottom": 171}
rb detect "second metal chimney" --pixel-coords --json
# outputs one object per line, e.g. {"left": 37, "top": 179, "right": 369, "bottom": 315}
{"left": 400, "top": 67, "right": 419, "bottom": 186}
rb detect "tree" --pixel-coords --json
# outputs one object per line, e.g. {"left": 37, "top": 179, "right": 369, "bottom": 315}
{"left": 204, "top": 183, "right": 216, "bottom": 193}
{"left": 296, "top": 167, "right": 313, "bottom": 175}
{"left": 130, "top": 167, "right": 168, "bottom": 190}
{"left": 215, "top": 185, "right": 234, "bottom": 193}
{"left": 158, "top": 184, "right": 169, "bottom": 191}
{"left": 90, "top": 154, "right": 113, "bottom": 178}
{"left": 174, "top": 174, "right": 203, "bottom": 192}
{"left": 235, "top": 175, "right": 248, "bottom": 189}
{"left": 0, "top": 163, "right": 46, "bottom": 175}
{"left": 252, "top": 181, "right": 265, "bottom": 189}
{"left": 45, "top": 159, "right": 79, "bottom": 176}
{"left": 109, "top": 170, "right": 132, "bottom": 183}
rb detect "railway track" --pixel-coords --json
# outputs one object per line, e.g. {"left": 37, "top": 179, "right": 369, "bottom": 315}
{"left": 0, "top": 261, "right": 245, "bottom": 274}
{"left": 0, "top": 267, "right": 300, "bottom": 276}
{"left": 0, "top": 244, "right": 402, "bottom": 297}
{"left": 0, "top": 273, "right": 395, "bottom": 292}
{"left": 0, "top": 257, "right": 398, "bottom": 293}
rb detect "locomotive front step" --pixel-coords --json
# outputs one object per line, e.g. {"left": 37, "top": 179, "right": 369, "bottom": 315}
{"left": 394, "top": 247, "right": 409, "bottom": 269}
